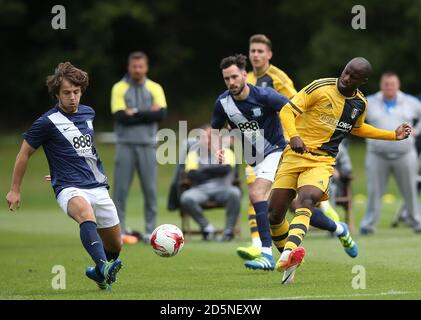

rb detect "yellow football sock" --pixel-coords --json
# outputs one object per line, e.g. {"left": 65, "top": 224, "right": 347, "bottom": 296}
{"left": 248, "top": 203, "right": 260, "bottom": 240}
{"left": 285, "top": 208, "right": 312, "bottom": 251}
{"left": 270, "top": 219, "right": 289, "bottom": 253}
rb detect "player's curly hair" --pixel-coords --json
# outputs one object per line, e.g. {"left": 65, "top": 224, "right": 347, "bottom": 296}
{"left": 220, "top": 54, "right": 247, "bottom": 71}
{"left": 46, "top": 62, "right": 89, "bottom": 98}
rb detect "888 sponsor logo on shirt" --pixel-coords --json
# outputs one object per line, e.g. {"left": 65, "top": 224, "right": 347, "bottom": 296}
{"left": 72, "top": 134, "right": 93, "bottom": 155}
{"left": 238, "top": 120, "right": 260, "bottom": 133}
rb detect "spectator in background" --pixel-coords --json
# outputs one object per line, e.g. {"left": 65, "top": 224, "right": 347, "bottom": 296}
{"left": 111, "top": 52, "right": 167, "bottom": 244}
{"left": 414, "top": 93, "right": 421, "bottom": 159}
{"left": 167, "top": 137, "right": 199, "bottom": 212}
{"left": 394, "top": 97, "right": 421, "bottom": 226}
{"left": 360, "top": 72, "right": 421, "bottom": 234}
{"left": 180, "top": 125, "right": 241, "bottom": 241}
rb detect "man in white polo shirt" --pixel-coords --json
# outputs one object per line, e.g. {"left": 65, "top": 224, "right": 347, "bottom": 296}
{"left": 360, "top": 72, "right": 421, "bottom": 234}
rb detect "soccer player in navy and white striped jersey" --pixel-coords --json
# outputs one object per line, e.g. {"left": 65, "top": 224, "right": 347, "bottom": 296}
{"left": 211, "top": 54, "right": 289, "bottom": 271}
{"left": 6, "top": 62, "right": 122, "bottom": 290}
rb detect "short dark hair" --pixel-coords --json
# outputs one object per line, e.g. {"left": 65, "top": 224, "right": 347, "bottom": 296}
{"left": 249, "top": 34, "right": 272, "bottom": 50}
{"left": 46, "top": 62, "right": 89, "bottom": 98}
{"left": 220, "top": 54, "right": 247, "bottom": 71}
{"left": 381, "top": 71, "right": 399, "bottom": 79}
{"left": 128, "top": 51, "right": 148, "bottom": 64}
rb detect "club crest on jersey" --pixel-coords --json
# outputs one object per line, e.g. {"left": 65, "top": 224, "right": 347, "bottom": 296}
{"left": 351, "top": 108, "right": 359, "bottom": 119}
{"left": 252, "top": 108, "right": 262, "bottom": 117}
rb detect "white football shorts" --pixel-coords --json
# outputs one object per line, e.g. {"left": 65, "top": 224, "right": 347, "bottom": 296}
{"left": 252, "top": 150, "right": 283, "bottom": 183}
{"left": 57, "top": 186, "right": 120, "bottom": 229}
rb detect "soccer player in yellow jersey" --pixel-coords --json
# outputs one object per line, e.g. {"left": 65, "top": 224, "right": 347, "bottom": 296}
{"left": 269, "top": 57, "right": 412, "bottom": 284}
{"left": 238, "top": 35, "right": 351, "bottom": 261}
{"left": 247, "top": 35, "right": 297, "bottom": 98}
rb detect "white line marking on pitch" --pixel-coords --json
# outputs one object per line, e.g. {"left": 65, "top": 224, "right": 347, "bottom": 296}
{"left": 257, "top": 291, "right": 421, "bottom": 300}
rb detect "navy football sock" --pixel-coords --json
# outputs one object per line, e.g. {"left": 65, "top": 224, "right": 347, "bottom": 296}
{"left": 310, "top": 207, "right": 337, "bottom": 232}
{"left": 79, "top": 221, "right": 107, "bottom": 269}
{"left": 253, "top": 201, "right": 272, "bottom": 249}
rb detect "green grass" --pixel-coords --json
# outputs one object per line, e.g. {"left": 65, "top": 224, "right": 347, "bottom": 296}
{"left": 1, "top": 137, "right": 420, "bottom": 300}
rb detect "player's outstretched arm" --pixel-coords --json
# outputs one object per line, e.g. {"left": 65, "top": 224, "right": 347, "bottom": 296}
{"left": 6, "top": 140, "right": 36, "bottom": 211}
{"left": 351, "top": 122, "right": 411, "bottom": 140}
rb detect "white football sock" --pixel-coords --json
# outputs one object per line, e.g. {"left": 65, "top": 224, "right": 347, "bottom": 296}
{"left": 252, "top": 237, "right": 262, "bottom": 248}
{"left": 334, "top": 222, "right": 345, "bottom": 236}
{"left": 261, "top": 246, "right": 272, "bottom": 256}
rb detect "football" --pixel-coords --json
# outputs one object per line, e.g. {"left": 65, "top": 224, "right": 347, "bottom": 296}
{"left": 150, "top": 224, "right": 185, "bottom": 257}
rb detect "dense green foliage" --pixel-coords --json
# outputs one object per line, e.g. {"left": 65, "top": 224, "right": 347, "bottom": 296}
{"left": 2, "top": 0, "right": 421, "bottom": 130}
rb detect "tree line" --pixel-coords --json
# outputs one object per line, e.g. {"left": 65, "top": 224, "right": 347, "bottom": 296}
{"left": 1, "top": 0, "right": 420, "bottom": 130}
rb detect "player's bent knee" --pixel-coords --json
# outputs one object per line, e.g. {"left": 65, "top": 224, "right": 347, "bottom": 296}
{"left": 67, "top": 196, "right": 95, "bottom": 224}
{"left": 69, "top": 209, "right": 96, "bottom": 224}
{"left": 295, "top": 199, "right": 316, "bottom": 213}
{"left": 249, "top": 189, "right": 265, "bottom": 203}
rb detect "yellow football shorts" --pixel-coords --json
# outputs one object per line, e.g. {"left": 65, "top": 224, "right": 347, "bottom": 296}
{"left": 272, "top": 147, "right": 335, "bottom": 201}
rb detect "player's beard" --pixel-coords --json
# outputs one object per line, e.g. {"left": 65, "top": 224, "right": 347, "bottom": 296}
{"left": 230, "top": 82, "right": 246, "bottom": 97}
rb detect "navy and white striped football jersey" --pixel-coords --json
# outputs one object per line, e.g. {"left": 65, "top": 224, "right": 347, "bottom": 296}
{"left": 23, "top": 104, "right": 108, "bottom": 197}
{"left": 211, "top": 84, "right": 289, "bottom": 165}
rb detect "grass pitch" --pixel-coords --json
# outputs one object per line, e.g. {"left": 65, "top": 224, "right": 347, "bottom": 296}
{"left": 1, "top": 137, "right": 420, "bottom": 300}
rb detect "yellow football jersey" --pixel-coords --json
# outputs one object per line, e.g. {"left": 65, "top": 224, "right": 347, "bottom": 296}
{"left": 284, "top": 78, "right": 367, "bottom": 157}
{"left": 247, "top": 64, "right": 297, "bottom": 99}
